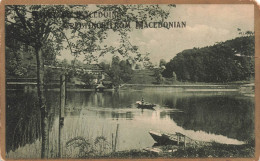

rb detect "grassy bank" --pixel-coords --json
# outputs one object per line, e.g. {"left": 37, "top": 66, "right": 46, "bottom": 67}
{"left": 98, "top": 142, "right": 254, "bottom": 158}
{"left": 127, "top": 69, "right": 254, "bottom": 86}
{"left": 7, "top": 135, "right": 254, "bottom": 159}
{"left": 62, "top": 134, "right": 254, "bottom": 158}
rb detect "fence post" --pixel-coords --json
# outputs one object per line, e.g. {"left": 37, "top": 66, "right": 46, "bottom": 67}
{"left": 177, "top": 135, "right": 180, "bottom": 145}
{"left": 112, "top": 133, "right": 114, "bottom": 152}
{"left": 58, "top": 74, "right": 66, "bottom": 158}
{"left": 184, "top": 136, "right": 186, "bottom": 147}
{"left": 114, "top": 124, "right": 119, "bottom": 152}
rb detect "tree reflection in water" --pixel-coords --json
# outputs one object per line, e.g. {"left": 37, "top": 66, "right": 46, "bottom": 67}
{"left": 167, "top": 96, "right": 254, "bottom": 142}
{"left": 6, "top": 89, "right": 255, "bottom": 158}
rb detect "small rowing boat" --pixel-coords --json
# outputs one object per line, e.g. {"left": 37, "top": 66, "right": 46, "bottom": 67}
{"left": 149, "top": 130, "right": 177, "bottom": 145}
{"left": 149, "top": 130, "right": 211, "bottom": 147}
{"left": 136, "top": 101, "right": 156, "bottom": 110}
{"left": 149, "top": 130, "right": 192, "bottom": 146}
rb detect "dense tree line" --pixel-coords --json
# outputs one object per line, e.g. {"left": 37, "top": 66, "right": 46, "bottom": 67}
{"left": 162, "top": 36, "right": 254, "bottom": 83}
{"left": 99, "top": 56, "right": 133, "bottom": 86}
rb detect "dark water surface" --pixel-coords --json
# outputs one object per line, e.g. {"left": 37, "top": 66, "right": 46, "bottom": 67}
{"left": 6, "top": 88, "right": 254, "bottom": 157}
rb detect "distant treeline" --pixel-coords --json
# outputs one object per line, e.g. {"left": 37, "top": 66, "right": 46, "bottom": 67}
{"left": 162, "top": 36, "right": 254, "bottom": 83}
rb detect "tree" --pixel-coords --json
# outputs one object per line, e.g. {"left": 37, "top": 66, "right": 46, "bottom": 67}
{"left": 162, "top": 35, "right": 254, "bottom": 83}
{"left": 5, "top": 5, "right": 174, "bottom": 158}
{"left": 5, "top": 40, "right": 37, "bottom": 78}
{"left": 172, "top": 71, "right": 177, "bottom": 82}
{"left": 159, "top": 59, "right": 166, "bottom": 67}
{"left": 135, "top": 64, "right": 142, "bottom": 70}
{"left": 119, "top": 60, "right": 133, "bottom": 83}
{"left": 6, "top": 46, "right": 27, "bottom": 77}
{"left": 81, "top": 72, "right": 96, "bottom": 87}
{"left": 156, "top": 73, "right": 164, "bottom": 84}
{"left": 102, "top": 56, "right": 133, "bottom": 86}
{"left": 154, "top": 68, "right": 164, "bottom": 84}
{"left": 6, "top": 6, "right": 66, "bottom": 157}
{"left": 60, "top": 59, "right": 70, "bottom": 68}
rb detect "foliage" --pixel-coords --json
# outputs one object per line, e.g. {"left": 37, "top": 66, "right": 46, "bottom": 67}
{"left": 5, "top": 43, "right": 36, "bottom": 78}
{"left": 106, "top": 149, "right": 159, "bottom": 158}
{"left": 5, "top": 4, "right": 175, "bottom": 158}
{"left": 66, "top": 136, "right": 111, "bottom": 158}
{"left": 5, "top": 4, "right": 175, "bottom": 81}
{"left": 66, "top": 136, "right": 94, "bottom": 158}
{"left": 170, "top": 142, "right": 254, "bottom": 158}
{"left": 81, "top": 72, "right": 96, "bottom": 87}
{"left": 162, "top": 36, "right": 255, "bottom": 83}
{"left": 7, "top": 5, "right": 173, "bottom": 60}
{"left": 135, "top": 64, "right": 142, "bottom": 70}
{"left": 159, "top": 59, "right": 166, "bottom": 67}
{"left": 101, "top": 56, "right": 133, "bottom": 86}
{"left": 154, "top": 68, "right": 164, "bottom": 84}
{"left": 5, "top": 4, "right": 175, "bottom": 69}
{"left": 6, "top": 91, "right": 41, "bottom": 152}
{"left": 105, "top": 142, "right": 254, "bottom": 158}
{"left": 126, "top": 69, "right": 156, "bottom": 84}
{"left": 44, "top": 68, "right": 55, "bottom": 83}
{"left": 172, "top": 71, "right": 177, "bottom": 82}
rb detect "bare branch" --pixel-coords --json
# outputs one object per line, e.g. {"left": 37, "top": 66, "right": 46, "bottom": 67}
{"left": 14, "top": 6, "right": 33, "bottom": 32}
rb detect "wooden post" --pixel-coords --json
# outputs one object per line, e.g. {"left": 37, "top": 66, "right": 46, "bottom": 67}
{"left": 177, "top": 135, "right": 179, "bottom": 145}
{"left": 114, "top": 124, "right": 119, "bottom": 152}
{"left": 58, "top": 74, "right": 66, "bottom": 158}
{"left": 60, "top": 74, "right": 66, "bottom": 118}
{"left": 112, "top": 133, "right": 114, "bottom": 152}
{"left": 184, "top": 136, "right": 186, "bottom": 147}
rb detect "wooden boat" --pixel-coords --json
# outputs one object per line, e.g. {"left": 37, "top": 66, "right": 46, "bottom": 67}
{"left": 149, "top": 130, "right": 210, "bottom": 147}
{"left": 149, "top": 130, "right": 191, "bottom": 146}
{"left": 136, "top": 101, "right": 156, "bottom": 110}
{"left": 149, "top": 130, "right": 177, "bottom": 145}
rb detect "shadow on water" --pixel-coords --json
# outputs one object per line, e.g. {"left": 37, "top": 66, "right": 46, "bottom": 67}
{"left": 167, "top": 95, "right": 254, "bottom": 142}
{"left": 6, "top": 89, "right": 255, "bottom": 158}
{"left": 6, "top": 90, "right": 42, "bottom": 153}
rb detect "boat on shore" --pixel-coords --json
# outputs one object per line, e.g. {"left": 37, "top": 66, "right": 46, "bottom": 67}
{"left": 149, "top": 130, "right": 192, "bottom": 146}
{"left": 149, "top": 130, "right": 177, "bottom": 145}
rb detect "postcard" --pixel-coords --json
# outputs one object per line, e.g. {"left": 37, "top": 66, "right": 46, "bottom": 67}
{"left": 0, "top": 0, "right": 259, "bottom": 161}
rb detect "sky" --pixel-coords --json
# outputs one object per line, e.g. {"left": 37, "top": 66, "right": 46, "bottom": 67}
{"left": 58, "top": 4, "right": 254, "bottom": 65}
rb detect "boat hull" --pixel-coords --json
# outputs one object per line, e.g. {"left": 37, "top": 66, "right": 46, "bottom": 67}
{"left": 137, "top": 104, "right": 156, "bottom": 110}
{"left": 149, "top": 131, "right": 177, "bottom": 145}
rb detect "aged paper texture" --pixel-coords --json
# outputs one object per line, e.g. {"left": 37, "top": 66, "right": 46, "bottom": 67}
{"left": 0, "top": 0, "right": 259, "bottom": 161}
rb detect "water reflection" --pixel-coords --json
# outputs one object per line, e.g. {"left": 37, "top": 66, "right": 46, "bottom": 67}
{"left": 168, "top": 96, "right": 254, "bottom": 142}
{"left": 6, "top": 89, "right": 254, "bottom": 157}
{"left": 6, "top": 90, "right": 41, "bottom": 152}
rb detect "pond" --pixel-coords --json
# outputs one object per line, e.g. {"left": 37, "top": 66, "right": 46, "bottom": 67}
{"left": 6, "top": 88, "right": 255, "bottom": 158}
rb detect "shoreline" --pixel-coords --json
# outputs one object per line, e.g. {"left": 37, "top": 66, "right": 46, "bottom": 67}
{"left": 6, "top": 83, "right": 255, "bottom": 93}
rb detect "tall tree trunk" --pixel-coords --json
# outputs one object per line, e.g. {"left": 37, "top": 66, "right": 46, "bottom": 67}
{"left": 35, "top": 46, "right": 49, "bottom": 158}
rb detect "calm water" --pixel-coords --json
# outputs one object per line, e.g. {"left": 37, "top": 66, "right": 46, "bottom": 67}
{"left": 6, "top": 88, "right": 255, "bottom": 158}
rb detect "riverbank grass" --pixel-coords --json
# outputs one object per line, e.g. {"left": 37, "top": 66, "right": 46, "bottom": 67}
{"left": 99, "top": 142, "right": 254, "bottom": 158}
